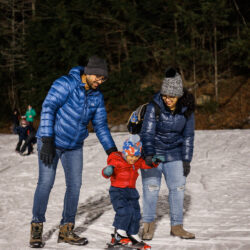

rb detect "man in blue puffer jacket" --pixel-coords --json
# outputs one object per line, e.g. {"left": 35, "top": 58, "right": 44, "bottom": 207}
{"left": 140, "top": 68, "right": 195, "bottom": 241}
{"left": 30, "top": 56, "right": 118, "bottom": 248}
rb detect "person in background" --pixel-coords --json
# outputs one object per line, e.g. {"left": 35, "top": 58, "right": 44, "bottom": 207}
{"left": 15, "top": 118, "right": 32, "bottom": 154}
{"left": 29, "top": 55, "right": 118, "bottom": 248}
{"left": 12, "top": 108, "right": 20, "bottom": 134}
{"left": 25, "top": 104, "right": 36, "bottom": 127}
{"left": 102, "top": 134, "right": 163, "bottom": 249}
{"left": 20, "top": 125, "right": 37, "bottom": 155}
{"left": 140, "top": 68, "right": 196, "bottom": 240}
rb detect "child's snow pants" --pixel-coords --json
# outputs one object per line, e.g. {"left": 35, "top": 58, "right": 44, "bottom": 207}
{"left": 109, "top": 186, "right": 141, "bottom": 235}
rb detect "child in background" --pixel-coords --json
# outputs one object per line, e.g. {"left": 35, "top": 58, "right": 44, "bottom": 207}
{"left": 15, "top": 118, "right": 33, "bottom": 155}
{"left": 102, "top": 135, "right": 163, "bottom": 249}
{"left": 19, "top": 125, "right": 36, "bottom": 155}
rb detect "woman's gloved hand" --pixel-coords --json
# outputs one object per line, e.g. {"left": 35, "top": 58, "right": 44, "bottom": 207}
{"left": 145, "top": 156, "right": 154, "bottom": 167}
{"left": 183, "top": 161, "right": 191, "bottom": 177}
{"left": 152, "top": 155, "right": 165, "bottom": 163}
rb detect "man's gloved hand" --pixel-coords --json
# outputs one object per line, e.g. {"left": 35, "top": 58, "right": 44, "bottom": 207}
{"left": 106, "top": 147, "right": 118, "bottom": 155}
{"left": 145, "top": 156, "right": 154, "bottom": 167}
{"left": 152, "top": 155, "right": 165, "bottom": 163}
{"left": 40, "top": 137, "right": 55, "bottom": 166}
{"left": 103, "top": 165, "right": 114, "bottom": 177}
{"left": 183, "top": 161, "right": 191, "bottom": 177}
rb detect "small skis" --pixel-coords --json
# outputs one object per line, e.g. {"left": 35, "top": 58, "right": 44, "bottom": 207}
{"left": 106, "top": 243, "right": 148, "bottom": 249}
{"left": 106, "top": 243, "right": 139, "bottom": 249}
{"left": 106, "top": 234, "right": 151, "bottom": 250}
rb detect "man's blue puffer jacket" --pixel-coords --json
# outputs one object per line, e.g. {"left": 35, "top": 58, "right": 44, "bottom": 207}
{"left": 37, "top": 66, "right": 116, "bottom": 151}
{"left": 140, "top": 91, "right": 195, "bottom": 162}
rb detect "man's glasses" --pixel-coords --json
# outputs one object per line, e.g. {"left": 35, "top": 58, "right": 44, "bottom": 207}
{"left": 95, "top": 75, "right": 107, "bottom": 83}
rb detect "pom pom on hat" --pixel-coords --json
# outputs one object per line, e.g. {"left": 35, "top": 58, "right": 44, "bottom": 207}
{"left": 165, "top": 67, "right": 177, "bottom": 77}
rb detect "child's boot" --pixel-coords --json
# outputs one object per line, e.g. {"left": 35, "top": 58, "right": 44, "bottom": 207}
{"left": 142, "top": 221, "right": 155, "bottom": 240}
{"left": 170, "top": 224, "right": 195, "bottom": 239}
{"left": 110, "top": 229, "right": 132, "bottom": 247}
{"left": 15, "top": 142, "right": 22, "bottom": 152}
{"left": 58, "top": 223, "right": 88, "bottom": 245}
{"left": 29, "top": 222, "right": 45, "bottom": 248}
{"left": 128, "top": 235, "right": 151, "bottom": 249}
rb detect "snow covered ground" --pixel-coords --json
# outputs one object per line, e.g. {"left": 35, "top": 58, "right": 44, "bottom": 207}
{"left": 0, "top": 130, "right": 250, "bottom": 250}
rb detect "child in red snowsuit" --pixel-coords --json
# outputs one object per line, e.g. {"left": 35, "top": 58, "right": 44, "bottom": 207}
{"left": 102, "top": 135, "right": 162, "bottom": 249}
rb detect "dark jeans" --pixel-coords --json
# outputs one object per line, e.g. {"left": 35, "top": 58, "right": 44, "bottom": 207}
{"left": 109, "top": 186, "right": 141, "bottom": 235}
{"left": 31, "top": 138, "right": 83, "bottom": 225}
{"left": 16, "top": 138, "right": 24, "bottom": 151}
{"left": 20, "top": 132, "right": 36, "bottom": 154}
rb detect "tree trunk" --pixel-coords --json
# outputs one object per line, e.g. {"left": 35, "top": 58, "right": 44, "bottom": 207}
{"left": 32, "top": 0, "right": 36, "bottom": 18}
{"left": 192, "top": 27, "right": 196, "bottom": 83}
{"left": 214, "top": 25, "right": 218, "bottom": 103}
{"left": 174, "top": 15, "right": 185, "bottom": 82}
{"left": 10, "top": 0, "right": 16, "bottom": 109}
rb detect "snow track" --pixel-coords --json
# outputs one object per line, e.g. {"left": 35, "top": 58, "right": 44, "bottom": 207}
{"left": 0, "top": 130, "right": 249, "bottom": 249}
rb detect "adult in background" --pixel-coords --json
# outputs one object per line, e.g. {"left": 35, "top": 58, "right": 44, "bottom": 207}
{"left": 29, "top": 55, "right": 118, "bottom": 248}
{"left": 25, "top": 104, "right": 36, "bottom": 127}
{"left": 140, "top": 68, "right": 195, "bottom": 240}
{"left": 11, "top": 108, "right": 20, "bottom": 133}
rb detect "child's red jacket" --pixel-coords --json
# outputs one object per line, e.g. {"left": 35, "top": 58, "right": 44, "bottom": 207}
{"left": 102, "top": 152, "right": 155, "bottom": 188}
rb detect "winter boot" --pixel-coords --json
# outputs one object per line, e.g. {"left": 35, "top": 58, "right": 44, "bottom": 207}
{"left": 57, "top": 223, "right": 88, "bottom": 245}
{"left": 29, "top": 222, "right": 45, "bottom": 248}
{"left": 170, "top": 224, "right": 195, "bottom": 239}
{"left": 15, "top": 141, "right": 22, "bottom": 152}
{"left": 142, "top": 222, "right": 155, "bottom": 240}
{"left": 128, "top": 235, "right": 151, "bottom": 249}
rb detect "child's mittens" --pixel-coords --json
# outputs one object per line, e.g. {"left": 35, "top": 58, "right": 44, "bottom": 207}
{"left": 103, "top": 165, "right": 114, "bottom": 177}
{"left": 152, "top": 155, "right": 165, "bottom": 164}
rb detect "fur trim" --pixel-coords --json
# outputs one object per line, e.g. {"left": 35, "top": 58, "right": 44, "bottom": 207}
{"left": 175, "top": 89, "right": 195, "bottom": 118}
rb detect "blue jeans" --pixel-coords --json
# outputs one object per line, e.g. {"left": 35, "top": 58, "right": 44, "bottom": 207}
{"left": 141, "top": 161, "right": 186, "bottom": 226}
{"left": 109, "top": 186, "right": 141, "bottom": 235}
{"left": 31, "top": 138, "right": 83, "bottom": 225}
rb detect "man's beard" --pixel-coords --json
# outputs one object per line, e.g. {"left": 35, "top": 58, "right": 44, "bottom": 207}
{"left": 87, "top": 78, "right": 99, "bottom": 90}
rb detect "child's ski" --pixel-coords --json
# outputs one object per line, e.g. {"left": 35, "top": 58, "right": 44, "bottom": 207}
{"left": 106, "top": 243, "right": 147, "bottom": 249}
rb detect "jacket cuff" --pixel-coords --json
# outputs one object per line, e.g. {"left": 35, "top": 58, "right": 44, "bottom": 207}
{"left": 106, "top": 146, "right": 118, "bottom": 155}
{"left": 41, "top": 136, "right": 54, "bottom": 144}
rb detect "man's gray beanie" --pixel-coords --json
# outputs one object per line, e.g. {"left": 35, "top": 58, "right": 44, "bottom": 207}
{"left": 160, "top": 68, "right": 183, "bottom": 97}
{"left": 84, "top": 55, "right": 108, "bottom": 78}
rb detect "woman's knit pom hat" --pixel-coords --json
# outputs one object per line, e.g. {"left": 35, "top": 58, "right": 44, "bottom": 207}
{"left": 160, "top": 68, "right": 183, "bottom": 97}
{"left": 122, "top": 134, "right": 142, "bottom": 157}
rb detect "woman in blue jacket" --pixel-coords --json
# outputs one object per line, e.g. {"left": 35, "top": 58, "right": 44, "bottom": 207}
{"left": 140, "top": 68, "right": 195, "bottom": 240}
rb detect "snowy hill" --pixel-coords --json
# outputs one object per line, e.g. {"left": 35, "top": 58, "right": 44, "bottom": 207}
{"left": 0, "top": 130, "right": 250, "bottom": 250}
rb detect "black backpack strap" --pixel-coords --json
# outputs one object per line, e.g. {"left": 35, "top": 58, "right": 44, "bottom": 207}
{"left": 151, "top": 100, "right": 161, "bottom": 120}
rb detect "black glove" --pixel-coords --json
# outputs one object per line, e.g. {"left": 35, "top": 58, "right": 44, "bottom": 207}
{"left": 106, "top": 146, "right": 118, "bottom": 155}
{"left": 183, "top": 161, "right": 191, "bottom": 177}
{"left": 145, "top": 156, "right": 154, "bottom": 167}
{"left": 40, "top": 137, "right": 55, "bottom": 166}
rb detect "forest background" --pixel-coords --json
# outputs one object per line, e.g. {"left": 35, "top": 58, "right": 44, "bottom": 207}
{"left": 0, "top": 0, "right": 249, "bottom": 132}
